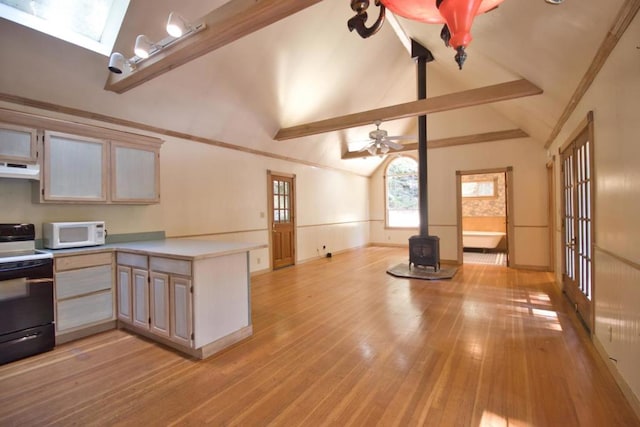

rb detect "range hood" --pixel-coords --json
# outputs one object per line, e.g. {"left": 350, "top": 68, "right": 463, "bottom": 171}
{"left": 0, "top": 162, "right": 40, "bottom": 180}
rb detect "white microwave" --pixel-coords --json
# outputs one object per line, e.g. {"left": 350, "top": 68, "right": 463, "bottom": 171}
{"left": 43, "top": 221, "right": 106, "bottom": 249}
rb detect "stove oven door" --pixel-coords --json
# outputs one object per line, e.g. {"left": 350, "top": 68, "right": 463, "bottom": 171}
{"left": 0, "top": 258, "right": 55, "bottom": 364}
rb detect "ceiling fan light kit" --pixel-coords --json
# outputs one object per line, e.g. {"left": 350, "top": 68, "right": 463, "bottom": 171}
{"left": 356, "top": 120, "right": 409, "bottom": 156}
{"left": 348, "top": 0, "right": 506, "bottom": 69}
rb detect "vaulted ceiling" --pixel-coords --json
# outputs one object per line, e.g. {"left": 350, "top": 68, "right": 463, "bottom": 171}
{"left": 0, "top": 0, "right": 632, "bottom": 176}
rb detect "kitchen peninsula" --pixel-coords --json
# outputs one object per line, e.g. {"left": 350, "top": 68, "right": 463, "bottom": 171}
{"left": 52, "top": 239, "right": 266, "bottom": 360}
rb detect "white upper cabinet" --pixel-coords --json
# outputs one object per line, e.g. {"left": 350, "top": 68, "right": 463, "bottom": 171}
{"left": 111, "top": 143, "right": 159, "bottom": 203}
{"left": 43, "top": 131, "right": 108, "bottom": 202}
{"left": 41, "top": 132, "right": 161, "bottom": 204}
{"left": 0, "top": 109, "right": 163, "bottom": 204}
{"left": 0, "top": 123, "right": 38, "bottom": 163}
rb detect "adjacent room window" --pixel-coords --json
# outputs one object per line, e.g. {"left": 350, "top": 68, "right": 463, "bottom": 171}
{"left": 461, "top": 178, "right": 497, "bottom": 198}
{"left": 386, "top": 157, "right": 419, "bottom": 228}
{"left": 0, "top": 0, "right": 130, "bottom": 56}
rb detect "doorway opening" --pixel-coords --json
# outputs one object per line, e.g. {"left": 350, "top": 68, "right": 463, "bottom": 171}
{"left": 456, "top": 168, "right": 513, "bottom": 267}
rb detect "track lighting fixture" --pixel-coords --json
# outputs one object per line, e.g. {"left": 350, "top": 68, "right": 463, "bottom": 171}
{"left": 107, "top": 12, "right": 205, "bottom": 74}
{"left": 108, "top": 52, "right": 135, "bottom": 74}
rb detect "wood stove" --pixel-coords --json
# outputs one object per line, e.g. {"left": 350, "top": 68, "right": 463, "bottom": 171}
{"left": 409, "top": 235, "right": 440, "bottom": 271}
{"left": 407, "top": 41, "right": 441, "bottom": 272}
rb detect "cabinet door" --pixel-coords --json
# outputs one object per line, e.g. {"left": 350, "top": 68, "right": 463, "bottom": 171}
{"left": 117, "top": 265, "right": 133, "bottom": 323}
{"left": 170, "top": 276, "right": 192, "bottom": 347}
{"left": 149, "top": 272, "right": 170, "bottom": 337}
{"left": 43, "top": 131, "right": 108, "bottom": 202}
{"left": 0, "top": 123, "right": 37, "bottom": 163}
{"left": 132, "top": 268, "right": 149, "bottom": 329}
{"left": 111, "top": 143, "right": 159, "bottom": 203}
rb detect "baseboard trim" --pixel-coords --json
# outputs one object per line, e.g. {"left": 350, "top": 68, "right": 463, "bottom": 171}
{"left": 593, "top": 335, "right": 640, "bottom": 420}
{"left": 510, "top": 263, "right": 549, "bottom": 271}
{"left": 198, "top": 325, "right": 253, "bottom": 359}
{"left": 250, "top": 267, "right": 271, "bottom": 277}
{"left": 119, "top": 321, "right": 253, "bottom": 360}
{"left": 297, "top": 245, "right": 368, "bottom": 264}
{"left": 55, "top": 320, "right": 116, "bottom": 345}
{"left": 371, "top": 242, "right": 408, "bottom": 248}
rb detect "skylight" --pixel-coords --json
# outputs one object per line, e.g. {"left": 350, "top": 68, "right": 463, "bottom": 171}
{"left": 0, "top": 0, "right": 130, "bottom": 56}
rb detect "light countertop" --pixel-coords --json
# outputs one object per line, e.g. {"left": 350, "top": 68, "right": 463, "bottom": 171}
{"left": 44, "top": 238, "right": 267, "bottom": 261}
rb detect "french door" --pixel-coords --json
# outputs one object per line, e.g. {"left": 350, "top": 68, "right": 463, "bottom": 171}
{"left": 269, "top": 172, "right": 296, "bottom": 269}
{"left": 561, "top": 127, "right": 594, "bottom": 331}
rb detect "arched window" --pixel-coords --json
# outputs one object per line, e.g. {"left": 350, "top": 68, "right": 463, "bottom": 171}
{"left": 386, "top": 157, "right": 419, "bottom": 228}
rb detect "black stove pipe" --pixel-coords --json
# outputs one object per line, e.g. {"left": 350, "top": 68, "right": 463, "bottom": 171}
{"left": 411, "top": 40, "right": 434, "bottom": 237}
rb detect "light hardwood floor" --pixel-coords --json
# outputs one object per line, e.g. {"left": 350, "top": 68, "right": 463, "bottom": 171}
{"left": 1, "top": 247, "right": 638, "bottom": 426}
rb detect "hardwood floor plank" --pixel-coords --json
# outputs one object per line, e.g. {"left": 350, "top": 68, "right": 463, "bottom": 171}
{"left": 0, "top": 247, "right": 637, "bottom": 426}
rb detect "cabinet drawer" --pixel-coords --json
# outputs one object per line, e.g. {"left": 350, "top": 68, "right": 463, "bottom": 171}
{"left": 150, "top": 257, "right": 191, "bottom": 276}
{"left": 117, "top": 252, "right": 148, "bottom": 268}
{"left": 55, "top": 252, "right": 113, "bottom": 272}
{"left": 57, "top": 291, "right": 114, "bottom": 331}
{"left": 56, "top": 264, "right": 113, "bottom": 299}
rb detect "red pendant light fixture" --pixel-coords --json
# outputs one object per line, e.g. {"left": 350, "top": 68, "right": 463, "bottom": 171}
{"left": 348, "top": 0, "right": 506, "bottom": 69}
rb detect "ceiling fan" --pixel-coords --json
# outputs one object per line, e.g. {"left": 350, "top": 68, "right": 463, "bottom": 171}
{"left": 356, "top": 120, "right": 412, "bottom": 156}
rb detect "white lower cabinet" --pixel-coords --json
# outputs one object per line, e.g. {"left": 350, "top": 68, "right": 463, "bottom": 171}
{"left": 169, "top": 275, "right": 192, "bottom": 347}
{"left": 50, "top": 242, "right": 253, "bottom": 358}
{"left": 132, "top": 268, "right": 150, "bottom": 330}
{"left": 54, "top": 252, "right": 115, "bottom": 342}
{"left": 116, "top": 252, "right": 192, "bottom": 348}
{"left": 116, "top": 265, "right": 133, "bottom": 323}
{"left": 149, "top": 272, "right": 170, "bottom": 338}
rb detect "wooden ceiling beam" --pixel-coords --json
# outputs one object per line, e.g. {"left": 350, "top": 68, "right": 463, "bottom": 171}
{"left": 275, "top": 79, "right": 542, "bottom": 141}
{"left": 341, "top": 129, "right": 529, "bottom": 159}
{"left": 104, "top": 0, "right": 324, "bottom": 93}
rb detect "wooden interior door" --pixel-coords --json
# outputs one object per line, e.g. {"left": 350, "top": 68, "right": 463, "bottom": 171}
{"left": 561, "top": 128, "right": 593, "bottom": 331}
{"left": 269, "top": 173, "right": 295, "bottom": 269}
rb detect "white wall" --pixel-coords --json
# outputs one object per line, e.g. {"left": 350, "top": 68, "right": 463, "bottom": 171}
{"left": 160, "top": 136, "right": 371, "bottom": 267}
{"left": 0, "top": 123, "right": 370, "bottom": 272}
{"left": 369, "top": 138, "right": 549, "bottom": 267}
{"left": 547, "top": 13, "right": 640, "bottom": 407}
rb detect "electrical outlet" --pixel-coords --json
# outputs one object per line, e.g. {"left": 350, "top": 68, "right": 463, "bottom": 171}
{"left": 257, "top": 257, "right": 261, "bottom": 264}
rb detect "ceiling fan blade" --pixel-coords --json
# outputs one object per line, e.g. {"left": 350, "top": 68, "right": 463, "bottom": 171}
{"left": 385, "top": 135, "right": 416, "bottom": 141}
{"left": 385, "top": 140, "right": 404, "bottom": 150}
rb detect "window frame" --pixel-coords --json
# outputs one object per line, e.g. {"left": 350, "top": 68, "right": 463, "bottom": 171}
{"left": 461, "top": 177, "right": 499, "bottom": 199}
{"left": 0, "top": 0, "right": 130, "bottom": 56}
{"left": 384, "top": 155, "right": 420, "bottom": 230}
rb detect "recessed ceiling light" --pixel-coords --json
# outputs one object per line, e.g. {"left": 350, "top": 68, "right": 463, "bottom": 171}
{"left": 545, "top": 0, "right": 564, "bottom": 4}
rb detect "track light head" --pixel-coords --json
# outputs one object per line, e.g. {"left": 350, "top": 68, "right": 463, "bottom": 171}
{"left": 108, "top": 52, "right": 135, "bottom": 74}
{"left": 134, "top": 35, "right": 154, "bottom": 59}
{"left": 108, "top": 52, "right": 125, "bottom": 74}
{"left": 166, "top": 12, "right": 190, "bottom": 37}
